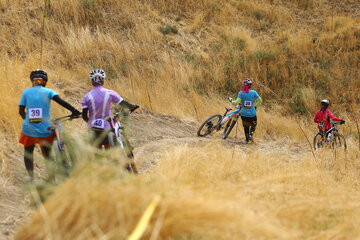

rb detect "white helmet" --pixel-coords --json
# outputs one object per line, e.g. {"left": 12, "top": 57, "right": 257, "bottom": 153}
{"left": 321, "top": 99, "right": 329, "bottom": 107}
{"left": 89, "top": 69, "right": 106, "bottom": 85}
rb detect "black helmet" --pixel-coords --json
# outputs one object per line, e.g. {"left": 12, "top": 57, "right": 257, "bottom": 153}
{"left": 30, "top": 69, "right": 48, "bottom": 81}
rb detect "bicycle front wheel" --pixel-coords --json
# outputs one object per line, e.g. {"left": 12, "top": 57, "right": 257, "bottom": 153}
{"left": 222, "top": 117, "right": 238, "bottom": 139}
{"left": 125, "top": 160, "right": 138, "bottom": 174}
{"left": 313, "top": 132, "right": 325, "bottom": 150}
{"left": 197, "top": 114, "right": 222, "bottom": 137}
{"left": 332, "top": 133, "right": 347, "bottom": 151}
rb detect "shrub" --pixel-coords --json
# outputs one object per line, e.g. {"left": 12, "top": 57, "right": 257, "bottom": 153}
{"left": 160, "top": 25, "right": 178, "bottom": 35}
{"left": 254, "top": 50, "right": 277, "bottom": 64}
{"left": 233, "top": 37, "right": 246, "bottom": 51}
{"left": 82, "top": 0, "right": 95, "bottom": 10}
{"left": 288, "top": 87, "right": 308, "bottom": 115}
{"left": 355, "top": 30, "right": 360, "bottom": 39}
{"left": 254, "top": 10, "right": 265, "bottom": 21}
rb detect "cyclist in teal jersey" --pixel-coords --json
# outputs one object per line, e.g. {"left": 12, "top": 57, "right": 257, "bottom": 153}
{"left": 229, "top": 78, "right": 262, "bottom": 143}
{"left": 19, "top": 69, "right": 81, "bottom": 181}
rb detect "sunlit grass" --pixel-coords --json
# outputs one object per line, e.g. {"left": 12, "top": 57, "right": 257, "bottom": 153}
{"left": 0, "top": 0, "right": 359, "bottom": 239}
{"left": 15, "top": 137, "right": 360, "bottom": 239}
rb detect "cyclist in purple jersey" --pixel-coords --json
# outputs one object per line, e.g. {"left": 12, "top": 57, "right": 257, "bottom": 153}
{"left": 81, "top": 69, "right": 138, "bottom": 149}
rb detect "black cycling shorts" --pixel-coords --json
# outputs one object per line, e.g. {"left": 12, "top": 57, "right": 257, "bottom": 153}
{"left": 241, "top": 116, "right": 257, "bottom": 127}
{"left": 90, "top": 128, "right": 111, "bottom": 146}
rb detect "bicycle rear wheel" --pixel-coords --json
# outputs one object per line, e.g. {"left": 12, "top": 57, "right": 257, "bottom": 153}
{"left": 332, "top": 133, "right": 347, "bottom": 150}
{"left": 52, "top": 140, "right": 72, "bottom": 177}
{"left": 222, "top": 117, "right": 238, "bottom": 139}
{"left": 197, "top": 114, "right": 222, "bottom": 137}
{"left": 313, "top": 132, "right": 325, "bottom": 150}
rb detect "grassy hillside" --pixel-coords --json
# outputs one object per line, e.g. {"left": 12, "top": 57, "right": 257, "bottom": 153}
{"left": 0, "top": 0, "right": 359, "bottom": 239}
{"left": 0, "top": 0, "right": 359, "bottom": 123}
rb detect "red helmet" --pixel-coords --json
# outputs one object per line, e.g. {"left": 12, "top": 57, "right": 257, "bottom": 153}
{"left": 243, "top": 78, "right": 253, "bottom": 86}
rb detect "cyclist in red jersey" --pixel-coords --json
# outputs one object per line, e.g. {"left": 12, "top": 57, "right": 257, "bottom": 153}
{"left": 314, "top": 99, "right": 345, "bottom": 131}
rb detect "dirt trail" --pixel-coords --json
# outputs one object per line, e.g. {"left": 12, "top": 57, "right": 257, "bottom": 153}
{"left": 0, "top": 110, "right": 306, "bottom": 239}
{"left": 131, "top": 110, "right": 305, "bottom": 172}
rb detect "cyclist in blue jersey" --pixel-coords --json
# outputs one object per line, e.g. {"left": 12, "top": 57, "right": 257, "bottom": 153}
{"left": 19, "top": 69, "right": 81, "bottom": 181}
{"left": 229, "top": 78, "right": 262, "bottom": 143}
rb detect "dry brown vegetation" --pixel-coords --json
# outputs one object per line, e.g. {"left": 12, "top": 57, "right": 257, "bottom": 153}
{"left": 0, "top": 0, "right": 359, "bottom": 121}
{"left": 14, "top": 138, "right": 360, "bottom": 239}
{"left": 0, "top": 0, "right": 359, "bottom": 239}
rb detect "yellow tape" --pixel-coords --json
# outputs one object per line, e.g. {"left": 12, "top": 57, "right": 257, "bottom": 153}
{"left": 127, "top": 195, "right": 161, "bottom": 240}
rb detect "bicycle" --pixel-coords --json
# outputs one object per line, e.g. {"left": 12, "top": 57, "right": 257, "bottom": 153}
{"left": 197, "top": 106, "right": 240, "bottom": 139}
{"left": 49, "top": 114, "right": 80, "bottom": 177}
{"left": 104, "top": 107, "right": 139, "bottom": 174}
{"left": 313, "top": 122, "right": 346, "bottom": 150}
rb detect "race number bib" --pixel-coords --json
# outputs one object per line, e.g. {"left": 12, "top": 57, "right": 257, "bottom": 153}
{"left": 29, "top": 108, "right": 43, "bottom": 123}
{"left": 91, "top": 118, "right": 105, "bottom": 129}
{"left": 244, "top": 100, "right": 252, "bottom": 109}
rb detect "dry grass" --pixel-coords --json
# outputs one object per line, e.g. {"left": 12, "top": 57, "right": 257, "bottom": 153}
{"left": 15, "top": 139, "right": 360, "bottom": 239}
{"left": 0, "top": 0, "right": 358, "bottom": 132}
{"left": 0, "top": 0, "right": 359, "bottom": 238}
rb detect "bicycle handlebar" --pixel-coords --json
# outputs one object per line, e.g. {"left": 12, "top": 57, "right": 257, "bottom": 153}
{"left": 104, "top": 106, "right": 139, "bottom": 121}
{"left": 51, "top": 114, "right": 81, "bottom": 123}
{"left": 131, "top": 105, "right": 139, "bottom": 113}
{"left": 319, "top": 121, "right": 344, "bottom": 126}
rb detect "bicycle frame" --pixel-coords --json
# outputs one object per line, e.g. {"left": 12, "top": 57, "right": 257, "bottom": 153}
{"left": 213, "top": 107, "right": 240, "bottom": 130}
{"left": 48, "top": 115, "right": 79, "bottom": 176}
{"left": 319, "top": 122, "right": 340, "bottom": 141}
{"left": 106, "top": 110, "right": 139, "bottom": 174}
{"left": 49, "top": 115, "right": 74, "bottom": 153}
{"left": 314, "top": 121, "right": 346, "bottom": 150}
{"left": 52, "top": 121, "right": 66, "bottom": 152}
{"left": 109, "top": 113, "right": 126, "bottom": 149}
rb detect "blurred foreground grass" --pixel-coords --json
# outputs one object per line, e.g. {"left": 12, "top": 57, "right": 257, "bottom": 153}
{"left": 15, "top": 134, "right": 360, "bottom": 239}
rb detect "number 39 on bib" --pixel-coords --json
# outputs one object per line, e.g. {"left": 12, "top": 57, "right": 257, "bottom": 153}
{"left": 29, "top": 108, "right": 43, "bottom": 123}
{"left": 244, "top": 100, "right": 252, "bottom": 109}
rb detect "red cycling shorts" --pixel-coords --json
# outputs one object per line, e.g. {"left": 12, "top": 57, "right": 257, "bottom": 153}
{"left": 19, "top": 132, "right": 54, "bottom": 147}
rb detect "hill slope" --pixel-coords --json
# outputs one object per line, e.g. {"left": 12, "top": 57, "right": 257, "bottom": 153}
{"left": 0, "top": 0, "right": 359, "bottom": 239}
